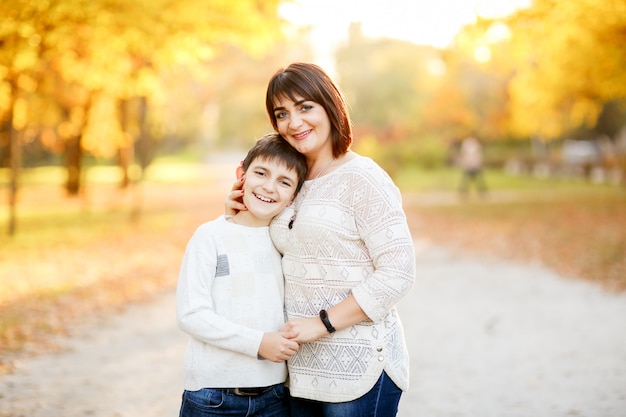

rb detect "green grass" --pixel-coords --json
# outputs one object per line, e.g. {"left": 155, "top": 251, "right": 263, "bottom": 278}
{"left": 394, "top": 166, "right": 619, "bottom": 193}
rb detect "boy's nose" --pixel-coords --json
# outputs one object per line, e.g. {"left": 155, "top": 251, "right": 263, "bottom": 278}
{"left": 262, "top": 180, "right": 277, "bottom": 192}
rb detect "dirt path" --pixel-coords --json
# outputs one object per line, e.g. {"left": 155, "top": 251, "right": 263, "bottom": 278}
{"left": 1, "top": 241, "right": 625, "bottom": 417}
{"left": 0, "top": 291, "right": 186, "bottom": 417}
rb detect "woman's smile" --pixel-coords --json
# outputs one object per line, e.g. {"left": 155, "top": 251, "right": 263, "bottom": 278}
{"left": 292, "top": 129, "right": 313, "bottom": 140}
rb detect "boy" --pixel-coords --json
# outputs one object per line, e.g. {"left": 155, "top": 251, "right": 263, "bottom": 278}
{"left": 176, "top": 133, "right": 307, "bottom": 417}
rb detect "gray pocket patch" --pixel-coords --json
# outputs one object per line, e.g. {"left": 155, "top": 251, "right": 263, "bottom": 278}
{"left": 215, "top": 254, "right": 230, "bottom": 277}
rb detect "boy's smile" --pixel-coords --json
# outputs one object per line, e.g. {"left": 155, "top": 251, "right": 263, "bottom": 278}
{"left": 234, "top": 157, "right": 299, "bottom": 227}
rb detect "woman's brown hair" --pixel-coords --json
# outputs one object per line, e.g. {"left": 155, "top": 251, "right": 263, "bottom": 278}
{"left": 265, "top": 63, "right": 353, "bottom": 158}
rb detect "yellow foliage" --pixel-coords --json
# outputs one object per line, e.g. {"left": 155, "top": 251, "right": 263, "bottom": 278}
{"left": 40, "top": 127, "right": 59, "bottom": 151}
{"left": 17, "top": 74, "right": 37, "bottom": 93}
{"left": 0, "top": 81, "right": 10, "bottom": 117}
{"left": 82, "top": 93, "right": 125, "bottom": 158}
{"left": 570, "top": 99, "right": 601, "bottom": 128}
{"left": 12, "top": 97, "right": 27, "bottom": 130}
{"left": 505, "top": 0, "right": 626, "bottom": 138}
{"left": 0, "top": 0, "right": 286, "bottom": 159}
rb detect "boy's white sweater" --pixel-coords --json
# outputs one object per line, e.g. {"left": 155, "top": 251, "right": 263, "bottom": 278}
{"left": 176, "top": 216, "right": 287, "bottom": 390}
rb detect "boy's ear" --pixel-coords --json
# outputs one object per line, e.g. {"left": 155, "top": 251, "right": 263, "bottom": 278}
{"left": 235, "top": 165, "right": 245, "bottom": 180}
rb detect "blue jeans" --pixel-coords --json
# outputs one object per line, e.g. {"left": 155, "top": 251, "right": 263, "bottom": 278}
{"left": 179, "top": 383, "right": 288, "bottom": 417}
{"left": 288, "top": 371, "right": 402, "bottom": 417}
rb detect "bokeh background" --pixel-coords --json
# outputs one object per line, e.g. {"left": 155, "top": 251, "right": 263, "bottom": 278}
{"left": 1, "top": 0, "right": 625, "bottom": 370}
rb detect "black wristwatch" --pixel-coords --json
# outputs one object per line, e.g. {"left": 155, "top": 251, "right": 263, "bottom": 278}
{"left": 319, "top": 309, "right": 336, "bottom": 334}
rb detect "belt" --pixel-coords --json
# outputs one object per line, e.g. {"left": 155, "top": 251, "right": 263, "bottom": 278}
{"left": 223, "top": 386, "right": 274, "bottom": 396}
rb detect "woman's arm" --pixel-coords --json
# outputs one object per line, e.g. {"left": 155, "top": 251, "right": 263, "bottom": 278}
{"left": 280, "top": 295, "right": 368, "bottom": 343}
{"left": 350, "top": 165, "right": 415, "bottom": 322}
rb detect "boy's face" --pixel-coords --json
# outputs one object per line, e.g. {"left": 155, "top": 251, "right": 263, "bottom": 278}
{"left": 237, "top": 157, "right": 299, "bottom": 226}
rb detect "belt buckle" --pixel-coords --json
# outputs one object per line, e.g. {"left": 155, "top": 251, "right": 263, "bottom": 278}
{"left": 233, "top": 388, "right": 260, "bottom": 396}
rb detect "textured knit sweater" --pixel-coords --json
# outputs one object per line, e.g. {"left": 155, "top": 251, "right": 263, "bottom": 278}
{"left": 176, "top": 216, "right": 288, "bottom": 391}
{"left": 270, "top": 156, "right": 416, "bottom": 403}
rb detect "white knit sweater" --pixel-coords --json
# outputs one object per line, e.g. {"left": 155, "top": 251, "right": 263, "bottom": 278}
{"left": 176, "top": 216, "right": 288, "bottom": 390}
{"left": 270, "top": 156, "right": 416, "bottom": 403}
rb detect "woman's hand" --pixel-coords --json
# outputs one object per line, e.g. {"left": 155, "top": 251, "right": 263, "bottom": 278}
{"left": 279, "top": 317, "right": 328, "bottom": 344}
{"left": 225, "top": 176, "right": 247, "bottom": 216}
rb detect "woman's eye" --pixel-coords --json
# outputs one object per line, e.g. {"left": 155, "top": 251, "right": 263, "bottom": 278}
{"left": 301, "top": 104, "right": 313, "bottom": 112}
{"left": 275, "top": 111, "right": 287, "bottom": 120}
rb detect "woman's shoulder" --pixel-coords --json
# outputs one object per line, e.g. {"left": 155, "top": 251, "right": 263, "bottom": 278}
{"left": 340, "top": 153, "right": 393, "bottom": 181}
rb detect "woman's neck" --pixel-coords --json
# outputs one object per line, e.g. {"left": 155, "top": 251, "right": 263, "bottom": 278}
{"left": 307, "top": 151, "right": 357, "bottom": 179}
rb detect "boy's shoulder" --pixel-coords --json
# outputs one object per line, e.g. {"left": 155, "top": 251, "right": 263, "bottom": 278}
{"left": 192, "top": 215, "right": 229, "bottom": 236}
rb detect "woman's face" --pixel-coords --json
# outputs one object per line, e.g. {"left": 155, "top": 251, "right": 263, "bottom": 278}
{"left": 272, "top": 94, "right": 332, "bottom": 159}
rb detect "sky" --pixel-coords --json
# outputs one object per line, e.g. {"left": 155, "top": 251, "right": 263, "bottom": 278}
{"left": 280, "top": 0, "right": 530, "bottom": 67}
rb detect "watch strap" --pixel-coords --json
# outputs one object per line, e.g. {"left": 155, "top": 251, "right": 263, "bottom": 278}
{"left": 319, "top": 309, "right": 336, "bottom": 334}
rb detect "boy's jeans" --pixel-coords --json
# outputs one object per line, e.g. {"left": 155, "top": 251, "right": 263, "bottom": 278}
{"left": 179, "top": 383, "right": 287, "bottom": 417}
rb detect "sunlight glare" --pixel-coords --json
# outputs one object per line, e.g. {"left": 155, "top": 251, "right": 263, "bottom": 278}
{"left": 280, "top": 0, "right": 529, "bottom": 68}
{"left": 280, "top": 0, "right": 529, "bottom": 46}
{"left": 280, "top": 0, "right": 479, "bottom": 49}
{"left": 486, "top": 22, "right": 512, "bottom": 43}
{"left": 426, "top": 58, "right": 447, "bottom": 77}
{"left": 476, "top": 0, "right": 532, "bottom": 18}
{"left": 474, "top": 45, "right": 492, "bottom": 63}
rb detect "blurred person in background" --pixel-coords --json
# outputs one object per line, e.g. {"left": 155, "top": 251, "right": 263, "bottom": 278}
{"left": 226, "top": 62, "right": 416, "bottom": 417}
{"left": 458, "top": 135, "right": 488, "bottom": 197}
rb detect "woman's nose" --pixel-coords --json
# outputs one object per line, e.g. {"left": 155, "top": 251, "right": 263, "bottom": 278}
{"left": 289, "top": 113, "right": 303, "bottom": 129}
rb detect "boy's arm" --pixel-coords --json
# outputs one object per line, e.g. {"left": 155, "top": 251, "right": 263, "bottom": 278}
{"left": 176, "top": 226, "right": 263, "bottom": 359}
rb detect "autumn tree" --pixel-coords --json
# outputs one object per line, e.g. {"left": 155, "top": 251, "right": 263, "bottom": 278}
{"left": 333, "top": 23, "right": 454, "bottom": 173}
{"left": 503, "top": 0, "right": 626, "bottom": 139}
{"left": 0, "top": 0, "right": 284, "bottom": 234}
{"left": 336, "top": 23, "right": 440, "bottom": 142}
{"left": 420, "top": 47, "right": 511, "bottom": 146}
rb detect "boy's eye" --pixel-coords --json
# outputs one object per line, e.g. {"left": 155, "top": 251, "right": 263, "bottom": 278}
{"left": 280, "top": 180, "right": 293, "bottom": 187}
{"left": 253, "top": 170, "right": 266, "bottom": 177}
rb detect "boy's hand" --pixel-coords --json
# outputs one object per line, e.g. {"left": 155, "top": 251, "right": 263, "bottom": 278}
{"left": 258, "top": 331, "right": 300, "bottom": 363}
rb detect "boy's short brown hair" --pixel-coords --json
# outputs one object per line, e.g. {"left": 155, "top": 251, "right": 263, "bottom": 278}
{"left": 242, "top": 133, "right": 308, "bottom": 193}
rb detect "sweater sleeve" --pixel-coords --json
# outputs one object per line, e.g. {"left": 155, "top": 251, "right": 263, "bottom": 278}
{"left": 176, "top": 225, "right": 264, "bottom": 358}
{"left": 349, "top": 163, "right": 416, "bottom": 322}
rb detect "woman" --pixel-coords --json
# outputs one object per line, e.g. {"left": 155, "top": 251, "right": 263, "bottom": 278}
{"left": 227, "top": 62, "right": 415, "bottom": 417}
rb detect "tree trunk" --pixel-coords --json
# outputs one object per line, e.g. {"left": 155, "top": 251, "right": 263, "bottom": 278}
{"left": 8, "top": 121, "right": 21, "bottom": 236}
{"left": 134, "top": 96, "right": 153, "bottom": 173}
{"left": 65, "top": 134, "right": 82, "bottom": 195}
